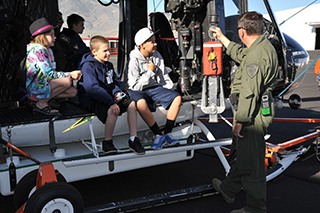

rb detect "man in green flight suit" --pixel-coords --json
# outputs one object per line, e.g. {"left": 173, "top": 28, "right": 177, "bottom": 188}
{"left": 210, "top": 11, "right": 278, "bottom": 213}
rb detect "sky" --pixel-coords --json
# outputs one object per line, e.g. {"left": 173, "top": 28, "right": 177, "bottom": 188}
{"left": 247, "top": 0, "right": 318, "bottom": 13}
{"left": 148, "top": 0, "right": 319, "bottom": 14}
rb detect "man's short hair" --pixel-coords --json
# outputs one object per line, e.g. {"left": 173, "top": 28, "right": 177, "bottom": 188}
{"left": 90, "top": 35, "right": 109, "bottom": 51}
{"left": 67, "top": 14, "right": 85, "bottom": 29}
{"left": 238, "top": 11, "right": 264, "bottom": 36}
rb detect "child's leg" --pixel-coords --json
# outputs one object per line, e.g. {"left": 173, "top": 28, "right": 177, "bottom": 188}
{"left": 50, "top": 77, "right": 75, "bottom": 99}
{"left": 136, "top": 99, "right": 156, "bottom": 126}
{"left": 35, "top": 78, "right": 76, "bottom": 112}
{"left": 167, "top": 95, "right": 182, "bottom": 121}
{"left": 104, "top": 105, "right": 119, "bottom": 140}
{"left": 55, "top": 87, "right": 77, "bottom": 98}
{"left": 136, "top": 99, "right": 163, "bottom": 136}
{"left": 35, "top": 78, "right": 71, "bottom": 109}
{"left": 88, "top": 101, "right": 118, "bottom": 154}
{"left": 164, "top": 95, "right": 182, "bottom": 134}
{"left": 119, "top": 99, "right": 145, "bottom": 154}
{"left": 127, "top": 101, "right": 137, "bottom": 137}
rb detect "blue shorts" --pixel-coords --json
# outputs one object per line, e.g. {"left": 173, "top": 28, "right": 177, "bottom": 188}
{"left": 128, "top": 86, "right": 180, "bottom": 112}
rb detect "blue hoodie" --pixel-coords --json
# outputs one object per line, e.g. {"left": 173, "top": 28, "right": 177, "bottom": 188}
{"left": 77, "top": 52, "right": 122, "bottom": 109}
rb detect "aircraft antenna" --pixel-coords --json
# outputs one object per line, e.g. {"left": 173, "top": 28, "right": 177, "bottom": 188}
{"left": 279, "top": 0, "right": 318, "bottom": 26}
{"left": 154, "top": 0, "right": 163, "bottom": 12}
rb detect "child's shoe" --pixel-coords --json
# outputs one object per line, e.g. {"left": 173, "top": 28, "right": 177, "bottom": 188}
{"left": 102, "top": 140, "right": 118, "bottom": 154}
{"left": 165, "top": 133, "right": 180, "bottom": 146}
{"left": 151, "top": 134, "right": 166, "bottom": 150}
{"left": 129, "top": 137, "right": 145, "bottom": 155}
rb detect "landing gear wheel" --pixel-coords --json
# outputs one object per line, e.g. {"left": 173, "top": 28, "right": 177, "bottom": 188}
{"left": 24, "top": 182, "right": 83, "bottom": 213}
{"left": 13, "top": 169, "right": 66, "bottom": 210}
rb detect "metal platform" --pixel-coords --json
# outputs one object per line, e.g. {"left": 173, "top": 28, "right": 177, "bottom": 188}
{"left": 84, "top": 184, "right": 218, "bottom": 213}
{"left": 0, "top": 101, "right": 94, "bottom": 127}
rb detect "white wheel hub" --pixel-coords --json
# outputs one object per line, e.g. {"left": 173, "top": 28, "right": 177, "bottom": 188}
{"left": 40, "top": 198, "right": 74, "bottom": 213}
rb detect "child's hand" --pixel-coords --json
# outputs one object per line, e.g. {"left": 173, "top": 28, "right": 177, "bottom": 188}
{"left": 109, "top": 103, "right": 120, "bottom": 116}
{"left": 115, "top": 92, "right": 126, "bottom": 103}
{"left": 146, "top": 60, "right": 155, "bottom": 72}
{"left": 70, "top": 70, "right": 82, "bottom": 80}
{"left": 115, "top": 92, "right": 121, "bottom": 99}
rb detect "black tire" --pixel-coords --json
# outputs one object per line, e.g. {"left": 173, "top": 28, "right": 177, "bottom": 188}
{"left": 13, "top": 169, "right": 66, "bottom": 210}
{"left": 24, "top": 182, "right": 83, "bottom": 213}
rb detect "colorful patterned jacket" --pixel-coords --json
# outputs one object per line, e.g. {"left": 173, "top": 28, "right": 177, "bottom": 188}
{"left": 26, "top": 43, "right": 71, "bottom": 101}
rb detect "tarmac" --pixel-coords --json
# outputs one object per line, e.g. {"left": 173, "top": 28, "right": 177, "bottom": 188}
{"left": 1, "top": 51, "right": 320, "bottom": 212}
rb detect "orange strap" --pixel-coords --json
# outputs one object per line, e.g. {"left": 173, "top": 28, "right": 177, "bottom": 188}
{"left": 315, "top": 58, "right": 320, "bottom": 75}
{"left": 158, "top": 35, "right": 177, "bottom": 41}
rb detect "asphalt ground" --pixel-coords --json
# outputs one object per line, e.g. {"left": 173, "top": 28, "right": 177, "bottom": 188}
{"left": 1, "top": 52, "right": 320, "bottom": 212}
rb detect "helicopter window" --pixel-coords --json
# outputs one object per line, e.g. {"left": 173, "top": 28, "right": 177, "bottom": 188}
{"left": 248, "top": 0, "right": 269, "bottom": 15}
{"left": 224, "top": 0, "right": 240, "bottom": 17}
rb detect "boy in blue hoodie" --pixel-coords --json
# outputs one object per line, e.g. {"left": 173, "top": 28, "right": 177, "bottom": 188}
{"left": 77, "top": 35, "right": 145, "bottom": 155}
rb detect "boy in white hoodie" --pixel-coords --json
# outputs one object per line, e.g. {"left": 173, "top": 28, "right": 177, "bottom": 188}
{"left": 127, "top": 27, "right": 182, "bottom": 150}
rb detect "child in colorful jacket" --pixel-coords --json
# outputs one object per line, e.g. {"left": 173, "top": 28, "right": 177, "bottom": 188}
{"left": 26, "top": 18, "right": 81, "bottom": 115}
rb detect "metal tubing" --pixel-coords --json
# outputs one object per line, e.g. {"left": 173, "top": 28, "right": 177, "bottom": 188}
{"left": 88, "top": 117, "right": 99, "bottom": 158}
{"left": 194, "top": 119, "right": 231, "bottom": 175}
{"left": 0, "top": 138, "right": 41, "bottom": 164}
{"left": 62, "top": 138, "right": 232, "bottom": 168}
{"left": 278, "top": 130, "right": 320, "bottom": 149}
{"left": 198, "top": 117, "right": 320, "bottom": 123}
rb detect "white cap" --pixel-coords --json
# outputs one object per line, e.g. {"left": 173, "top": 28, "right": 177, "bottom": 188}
{"left": 134, "top": 27, "right": 155, "bottom": 46}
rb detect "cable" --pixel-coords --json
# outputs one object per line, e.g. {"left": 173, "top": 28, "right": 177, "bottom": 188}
{"left": 279, "top": 0, "right": 318, "bottom": 26}
{"left": 155, "top": 0, "right": 163, "bottom": 11}
{"left": 276, "top": 54, "right": 320, "bottom": 100}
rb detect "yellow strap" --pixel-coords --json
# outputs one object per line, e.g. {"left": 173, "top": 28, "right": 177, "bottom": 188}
{"left": 62, "top": 116, "right": 95, "bottom": 133}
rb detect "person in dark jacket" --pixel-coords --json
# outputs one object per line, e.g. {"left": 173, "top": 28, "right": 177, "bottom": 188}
{"left": 60, "top": 13, "right": 90, "bottom": 70}
{"left": 77, "top": 35, "right": 145, "bottom": 155}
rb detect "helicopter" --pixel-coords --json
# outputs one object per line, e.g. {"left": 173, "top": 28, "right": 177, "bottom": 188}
{"left": 115, "top": 0, "right": 309, "bottom": 121}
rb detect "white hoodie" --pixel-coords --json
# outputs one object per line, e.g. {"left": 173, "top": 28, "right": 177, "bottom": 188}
{"left": 127, "top": 46, "right": 173, "bottom": 91}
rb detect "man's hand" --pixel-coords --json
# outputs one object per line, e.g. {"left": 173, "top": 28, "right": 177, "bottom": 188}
{"left": 210, "top": 27, "right": 223, "bottom": 40}
{"left": 210, "top": 27, "right": 230, "bottom": 48}
{"left": 146, "top": 60, "right": 156, "bottom": 72}
{"left": 109, "top": 104, "right": 120, "bottom": 116}
{"left": 232, "top": 123, "right": 244, "bottom": 138}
